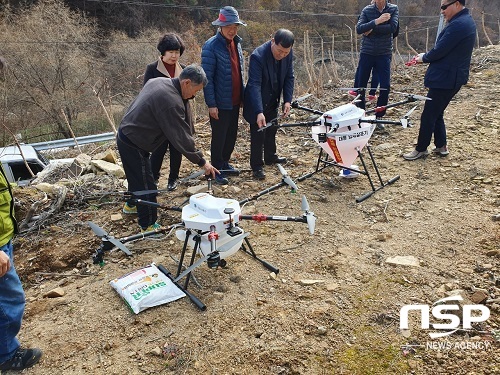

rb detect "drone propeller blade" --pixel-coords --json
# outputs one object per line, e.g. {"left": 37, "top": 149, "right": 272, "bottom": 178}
{"left": 294, "top": 93, "right": 312, "bottom": 103}
{"left": 107, "top": 237, "right": 133, "bottom": 256}
{"left": 393, "top": 91, "right": 431, "bottom": 101}
{"left": 217, "top": 232, "right": 249, "bottom": 253}
{"left": 300, "top": 196, "right": 316, "bottom": 234}
{"left": 306, "top": 213, "right": 316, "bottom": 235}
{"left": 87, "top": 221, "right": 132, "bottom": 256}
{"left": 301, "top": 195, "right": 310, "bottom": 212}
{"left": 412, "top": 94, "right": 431, "bottom": 101}
{"left": 278, "top": 164, "right": 298, "bottom": 191}
{"left": 180, "top": 170, "right": 205, "bottom": 183}
{"left": 404, "top": 105, "right": 417, "bottom": 118}
{"left": 88, "top": 221, "right": 107, "bottom": 238}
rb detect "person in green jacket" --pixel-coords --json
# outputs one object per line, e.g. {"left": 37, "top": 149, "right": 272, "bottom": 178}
{"left": 0, "top": 162, "right": 42, "bottom": 371}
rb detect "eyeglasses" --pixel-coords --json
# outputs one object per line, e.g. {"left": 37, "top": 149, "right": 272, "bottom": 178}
{"left": 440, "top": 0, "right": 458, "bottom": 10}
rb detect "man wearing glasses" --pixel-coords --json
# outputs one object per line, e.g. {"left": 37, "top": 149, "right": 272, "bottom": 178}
{"left": 403, "top": 0, "right": 476, "bottom": 160}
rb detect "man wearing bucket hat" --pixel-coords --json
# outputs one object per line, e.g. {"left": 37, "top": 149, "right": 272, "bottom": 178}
{"left": 201, "top": 6, "right": 246, "bottom": 185}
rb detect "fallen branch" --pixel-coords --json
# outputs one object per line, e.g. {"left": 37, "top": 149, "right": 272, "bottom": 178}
{"left": 19, "top": 192, "right": 48, "bottom": 230}
{"left": 20, "top": 185, "right": 68, "bottom": 234}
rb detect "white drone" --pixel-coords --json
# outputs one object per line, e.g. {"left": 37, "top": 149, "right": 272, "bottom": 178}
{"left": 258, "top": 91, "right": 430, "bottom": 202}
{"left": 88, "top": 165, "right": 316, "bottom": 309}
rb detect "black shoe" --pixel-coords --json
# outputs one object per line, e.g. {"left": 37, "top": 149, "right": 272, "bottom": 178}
{"left": 0, "top": 348, "right": 42, "bottom": 371}
{"left": 265, "top": 156, "right": 287, "bottom": 165}
{"left": 167, "top": 179, "right": 178, "bottom": 191}
{"left": 215, "top": 173, "right": 229, "bottom": 185}
{"left": 252, "top": 169, "right": 266, "bottom": 180}
{"left": 222, "top": 162, "right": 240, "bottom": 176}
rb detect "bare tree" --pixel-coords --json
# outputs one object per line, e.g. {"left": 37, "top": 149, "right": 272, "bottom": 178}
{"left": 0, "top": 0, "right": 102, "bottom": 144}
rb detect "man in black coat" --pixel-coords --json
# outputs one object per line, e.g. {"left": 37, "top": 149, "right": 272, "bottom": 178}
{"left": 243, "top": 29, "right": 295, "bottom": 179}
{"left": 403, "top": 0, "right": 476, "bottom": 160}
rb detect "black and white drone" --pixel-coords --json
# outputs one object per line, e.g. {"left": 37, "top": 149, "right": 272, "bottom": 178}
{"left": 88, "top": 165, "right": 316, "bottom": 310}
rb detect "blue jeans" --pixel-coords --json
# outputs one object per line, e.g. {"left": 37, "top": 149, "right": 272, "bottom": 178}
{"left": 355, "top": 53, "right": 392, "bottom": 116}
{"left": 0, "top": 240, "right": 25, "bottom": 363}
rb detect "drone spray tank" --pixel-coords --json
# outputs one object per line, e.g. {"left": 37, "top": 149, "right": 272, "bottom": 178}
{"left": 311, "top": 103, "right": 376, "bottom": 168}
{"left": 176, "top": 193, "right": 245, "bottom": 261}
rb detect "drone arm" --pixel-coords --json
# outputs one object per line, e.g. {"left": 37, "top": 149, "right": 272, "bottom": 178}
{"left": 238, "top": 181, "right": 288, "bottom": 205}
{"left": 130, "top": 198, "right": 182, "bottom": 212}
{"left": 239, "top": 214, "right": 307, "bottom": 224}
{"left": 258, "top": 119, "right": 321, "bottom": 132}
{"left": 291, "top": 102, "right": 324, "bottom": 115}
{"left": 119, "top": 223, "right": 183, "bottom": 243}
{"left": 360, "top": 118, "right": 404, "bottom": 126}
{"left": 280, "top": 120, "right": 322, "bottom": 128}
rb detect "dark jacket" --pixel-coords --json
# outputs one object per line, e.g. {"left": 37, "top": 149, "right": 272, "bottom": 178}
{"left": 243, "top": 41, "right": 295, "bottom": 125}
{"left": 201, "top": 32, "right": 245, "bottom": 110}
{"left": 422, "top": 8, "right": 476, "bottom": 90}
{"left": 143, "top": 58, "right": 184, "bottom": 85}
{"left": 356, "top": 2, "right": 399, "bottom": 56}
{"left": 119, "top": 78, "right": 205, "bottom": 166}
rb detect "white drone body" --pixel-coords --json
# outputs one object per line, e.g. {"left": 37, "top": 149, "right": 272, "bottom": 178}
{"left": 176, "top": 193, "right": 244, "bottom": 259}
{"left": 311, "top": 103, "right": 376, "bottom": 167}
{"left": 320, "top": 103, "right": 365, "bottom": 129}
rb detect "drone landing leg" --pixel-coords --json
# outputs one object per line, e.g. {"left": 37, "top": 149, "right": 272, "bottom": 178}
{"left": 355, "top": 145, "right": 400, "bottom": 203}
{"left": 183, "top": 234, "right": 202, "bottom": 290}
{"left": 240, "top": 237, "right": 279, "bottom": 275}
{"left": 157, "top": 264, "right": 206, "bottom": 311}
{"left": 176, "top": 229, "right": 191, "bottom": 279}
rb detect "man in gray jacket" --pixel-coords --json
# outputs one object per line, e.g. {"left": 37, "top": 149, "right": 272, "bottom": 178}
{"left": 117, "top": 64, "right": 217, "bottom": 232}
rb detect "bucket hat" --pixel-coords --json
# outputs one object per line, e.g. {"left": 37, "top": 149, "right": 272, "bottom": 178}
{"left": 212, "top": 6, "right": 247, "bottom": 27}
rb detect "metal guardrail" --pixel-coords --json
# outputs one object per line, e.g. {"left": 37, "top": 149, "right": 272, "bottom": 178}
{"left": 30, "top": 132, "right": 116, "bottom": 151}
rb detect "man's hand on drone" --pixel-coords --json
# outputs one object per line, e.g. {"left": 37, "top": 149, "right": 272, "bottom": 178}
{"left": 416, "top": 53, "right": 425, "bottom": 63}
{"left": 202, "top": 162, "right": 218, "bottom": 179}
{"left": 281, "top": 102, "right": 291, "bottom": 118}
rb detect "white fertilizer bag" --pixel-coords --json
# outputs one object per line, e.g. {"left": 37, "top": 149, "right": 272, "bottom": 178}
{"left": 110, "top": 263, "right": 185, "bottom": 314}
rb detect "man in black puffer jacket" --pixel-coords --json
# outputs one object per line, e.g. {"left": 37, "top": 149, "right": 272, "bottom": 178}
{"left": 354, "top": 0, "right": 399, "bottom": 125}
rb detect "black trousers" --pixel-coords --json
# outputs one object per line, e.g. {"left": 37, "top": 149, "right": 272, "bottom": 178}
{"left": 249, "top": 109, "right": 279, "bottom": 171}
{"left": 116, "top": 135, "right": 157, "bottom": 229}
{"left": 209, "top": 105, "right": 240, "bottom": 170}
{"left": 416, "top": 87, "right": 460, "bottom": 152}
{"left": 150, "top": 140, "right": 182, "bottom": 182}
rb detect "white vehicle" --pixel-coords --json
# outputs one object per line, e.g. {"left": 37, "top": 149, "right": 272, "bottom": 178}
{"left": 0, "top": 145, "right": 48, "bottom": 185}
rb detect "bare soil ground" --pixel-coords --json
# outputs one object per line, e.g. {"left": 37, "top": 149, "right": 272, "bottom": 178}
{"left": 7, "top": 44, "right": 500, "bottom": 375}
